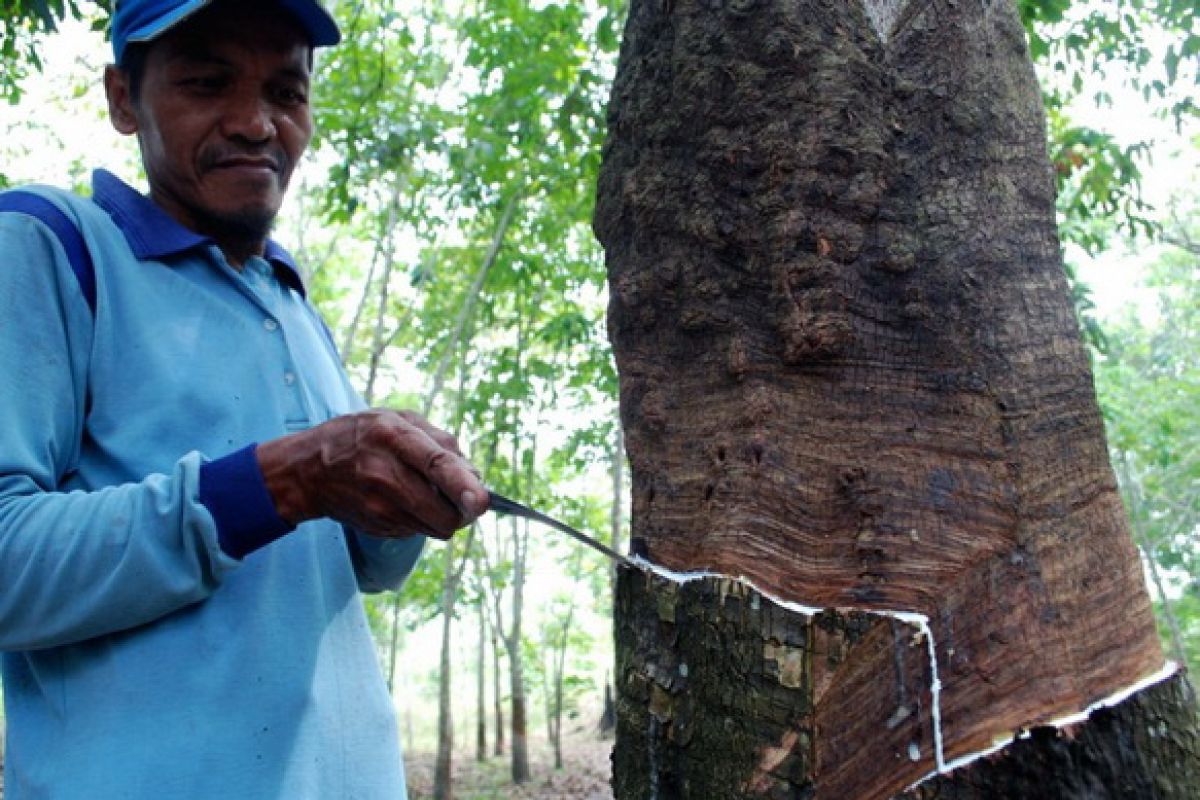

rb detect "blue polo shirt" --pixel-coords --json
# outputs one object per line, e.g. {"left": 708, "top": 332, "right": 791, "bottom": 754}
{"left": 0, "top": 169, "right": 425, "bottom": 799}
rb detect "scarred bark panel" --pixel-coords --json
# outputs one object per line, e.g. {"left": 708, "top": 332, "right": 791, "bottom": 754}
{"left": 595, "top": 0, "right": 1165, "bottom": 792}
{"left": 614, "top": 568, "right": 941, "bottom": 799}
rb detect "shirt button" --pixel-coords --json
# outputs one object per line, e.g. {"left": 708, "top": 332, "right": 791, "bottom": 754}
{"left": 284, "top": 372, "right": 297, "bottom": 386}
{"left": 264, "top": 319, "right": 279, "bottom": 332}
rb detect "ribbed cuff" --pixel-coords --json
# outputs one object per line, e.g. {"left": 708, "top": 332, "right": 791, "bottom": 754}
{"left": 199, "top": 444, "right": 295, "bottom": 559}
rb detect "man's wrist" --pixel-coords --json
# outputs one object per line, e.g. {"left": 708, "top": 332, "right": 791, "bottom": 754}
{"left": 255, "top": 434, "right": 315, "bottom": 525}
{"left": 199, "top": 444, "right": 295, "bottom": 559}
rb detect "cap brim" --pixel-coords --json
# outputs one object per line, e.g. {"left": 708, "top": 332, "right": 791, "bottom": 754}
{"left": 123, "top": 0, "right": 211, "bottom": 47}
{"left": 281, "top": 0, "right": 341, "bottom": 47}
{"left": 117, "top": 0, "right": 341, "bottom": 63}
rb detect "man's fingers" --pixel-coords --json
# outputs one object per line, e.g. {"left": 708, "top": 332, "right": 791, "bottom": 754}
{"left": 421, "top": 450, "right": 487, "bottom": 517}
{"left": 354, "top": 413, "right": 486, "bottom": 534}
{"left": 347, "top": 460, "right": 457, "bottom": 539}
{"left": 396, "top": 410, "right": 466, "bottom": 456}
{"left": 373, "top": 418, "right": 488, "bottom": 526}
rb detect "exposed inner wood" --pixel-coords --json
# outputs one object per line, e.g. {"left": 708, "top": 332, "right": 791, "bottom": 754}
{"left": 595, "top": 0, "right": 1165, "bottom": 795}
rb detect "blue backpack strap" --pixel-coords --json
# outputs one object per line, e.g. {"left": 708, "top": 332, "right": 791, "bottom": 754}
{"left": 0, "top": 190, "right": 97, "bottom": 315}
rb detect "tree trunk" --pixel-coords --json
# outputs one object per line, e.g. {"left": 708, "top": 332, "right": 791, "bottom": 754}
{"left": 492, "top": 621, "right": 506, "bottom": 757}
{"left": 495, "top": 496, "right": 532, "bottom": 785}
{"left": 594, "top": 0, "right": 1198, "bottom": 797}
{"left": 476, "top": 605, "right": 488, "bottom": 763}
{"left": 433, "top": 525, "right": 476, "bottom": 800}
{"left": 552, "top": 679, "right": 564, "bottom": 771}
{"left": 433, "top": 543, "right": 456, "bottom": 800}
{"left": 1118, "top": 453, "right": 1194, "bottom": 675}
{"left": 599, "top": 679, "right": 616, "bottom": 738}
{"left": 406, "top": 708, "right": 415, "bottom": 755}
{"left": 550, "top": 603, "right": 575, "bottom": 771}
{"left": 509, "top": 634, "right": 531, "bottom": 784}
{"left": 543, "top": 650, "right": 556, "bottom": 745}
{"left": 362, "top": 184, "right": 403, "bottom": 407}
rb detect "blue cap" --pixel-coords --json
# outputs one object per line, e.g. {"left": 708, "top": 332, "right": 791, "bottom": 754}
{"left": 111, "top": 0, "right": 342, "bottom": 64}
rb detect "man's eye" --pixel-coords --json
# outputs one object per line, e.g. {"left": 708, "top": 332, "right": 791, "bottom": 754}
{"left": 180, "top": 76, "right": 227, "bottom": 92}
{"left": 275, "top": 87, "right": 308, "bottom": 105}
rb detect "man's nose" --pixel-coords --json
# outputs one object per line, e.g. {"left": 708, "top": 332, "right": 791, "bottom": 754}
{"left": 222, "top": 91, "right": 275, "bottom": 143}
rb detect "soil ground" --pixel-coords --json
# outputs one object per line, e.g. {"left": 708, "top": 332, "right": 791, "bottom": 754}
{"left": 405, "top": 725, "right": 614, "bottom": 800}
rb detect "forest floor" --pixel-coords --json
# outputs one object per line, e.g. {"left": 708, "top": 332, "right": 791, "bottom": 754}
{"left": 0, "top": 725, "right": 614, "bottom": 800}
{"left": 405, "top": 725, "right": 614, "bottom": 800}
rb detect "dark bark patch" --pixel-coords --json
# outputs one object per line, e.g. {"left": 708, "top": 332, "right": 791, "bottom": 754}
{"left": 780, "top": 310, "right": 854, "bottom": 363}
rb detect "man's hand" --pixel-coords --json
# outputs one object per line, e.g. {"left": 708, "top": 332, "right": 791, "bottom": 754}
{"left": 256, "top": 410, "right": 489, "bottom": 540}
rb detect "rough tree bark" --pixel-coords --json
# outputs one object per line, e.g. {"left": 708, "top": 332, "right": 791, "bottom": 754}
{"left": 594, "top": 0, "right": 1200, "bottom": 798}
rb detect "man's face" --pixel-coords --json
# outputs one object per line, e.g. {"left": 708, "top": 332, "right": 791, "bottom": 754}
{"left": 105, "top": 6, "right": 314, "bottom": 249}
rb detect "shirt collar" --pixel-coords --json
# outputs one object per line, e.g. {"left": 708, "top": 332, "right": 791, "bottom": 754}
{"left": 90, "top": 168, "right": 307, "bottom": 298}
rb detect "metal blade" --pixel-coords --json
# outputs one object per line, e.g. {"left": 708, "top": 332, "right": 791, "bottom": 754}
{"left": 488, "top": 491, "right": 637, "bottom": 569}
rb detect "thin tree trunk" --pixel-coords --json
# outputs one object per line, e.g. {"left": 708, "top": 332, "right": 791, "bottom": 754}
{"left": 548, "top": 667, "right": 560, "bottom": 770}
{"left": 508, "top": 648, "right": 529, "bottom": 784}
{"left": 551, "top": 603, "right": 574, "bottom": 770}
{"left": 490, "top": 311, "right": 538, "bottom": 785}
{"left": 424, "top": 191, "right": 521, "bottom": 414}
{"left": 363, "top": 182, "right": 405, "bottom": 407}
{"left": 599, "top": 678, "right": 615, "bottom": 737}
{"left": 543, "top": 649, "right": 555, "bottom": 744}
{"left": 492, "top": 616, "right": 506, "bottom": 757}
{"left": 1137, "top": 539, "right": 1192, "bottom": 677}
{"left": 340, "top": 214, "right": 384, "bottom": 359}
{"left": 595, "top": 0, "right": 1195, "bottom": 796}
{"left": 477, "top": 506, "right": 516, "bottom": 767}
{"left": 432, "top": 543, "right": 456, "bottom": 800}
{"left": 507, "top": 510, "right": 531, "bottom": 784}
{"left": 476, "top": 605, "right": 488, "bottom": 763}
{"left": 433, "top": 529, "right": 476, "bottom": 800}
{"left": 433, "top": 363, "right": 483, "bottom": 800}
{"left": 375, "top": 182, "right": 404, "bottom": 698}
{"left": 1118, "top": 454, "right": 1193, "bottom": 677}
{"left": 1137, "top": 534, "right": 1191, "bottom": 675}
{"left": 285, "top": 174, "right": 343, "bottom": 289}
{"left": 389, "top": 205, "right": 500, "bottom": 695}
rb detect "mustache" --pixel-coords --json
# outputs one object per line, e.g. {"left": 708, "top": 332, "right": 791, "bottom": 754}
{"left": 198, "top": 146, "right": 288, "bottom": 172}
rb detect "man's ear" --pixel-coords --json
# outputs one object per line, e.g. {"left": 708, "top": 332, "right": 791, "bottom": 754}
{"left": 104, "top": 65, "right": 138, "bottom": 135}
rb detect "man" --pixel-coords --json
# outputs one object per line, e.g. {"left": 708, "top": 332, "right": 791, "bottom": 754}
{"left": 0, "top": 1, "right": 488, "bottom": 797}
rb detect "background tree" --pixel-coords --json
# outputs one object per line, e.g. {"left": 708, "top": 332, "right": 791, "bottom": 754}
{"left": 1097, "top": 189, "right": 1200, "bottom": 680}
{"left": 0, "top": 0, "right": 108, "bottom": 105}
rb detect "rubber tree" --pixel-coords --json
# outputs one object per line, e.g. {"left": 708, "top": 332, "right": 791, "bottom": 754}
{"left": 593, "top": 1, "right": 1200, "bottom": 798}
